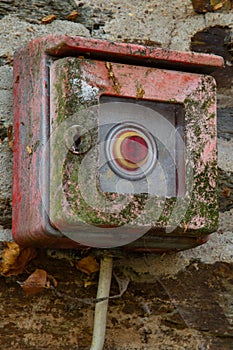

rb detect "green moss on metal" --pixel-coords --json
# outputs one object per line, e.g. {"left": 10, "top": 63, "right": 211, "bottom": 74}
{"left": 181, "top": 75, "right": 218, "bottom": 232}
{"left": 50, "top": 59, "right": 218, "bottom": 237}
{"left": 64, "top": 152, "right": 150, "bottom": 226}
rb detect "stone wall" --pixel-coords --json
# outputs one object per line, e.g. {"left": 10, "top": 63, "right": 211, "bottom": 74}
{"left": 0, "top": 1, "right": 232, "bottom": 349}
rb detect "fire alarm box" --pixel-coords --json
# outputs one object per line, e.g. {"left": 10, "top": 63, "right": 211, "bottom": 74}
{"left": 13, "top": 35, "right": 223, "bottom": 251}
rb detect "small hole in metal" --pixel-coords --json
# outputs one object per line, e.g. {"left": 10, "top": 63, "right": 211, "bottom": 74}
{"left": 73, "top": 135, "right": 82, "bottom": 153}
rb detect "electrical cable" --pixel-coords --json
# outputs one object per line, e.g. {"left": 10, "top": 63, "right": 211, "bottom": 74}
{"left": 90, "top": 255, "right": 113, "bottom": 350}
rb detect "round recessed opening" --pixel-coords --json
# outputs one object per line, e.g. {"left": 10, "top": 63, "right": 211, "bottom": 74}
{"left": 64, "top": 125, "right": 92, "bottom": 155}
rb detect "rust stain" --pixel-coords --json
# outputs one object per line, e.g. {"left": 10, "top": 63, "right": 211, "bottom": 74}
{"left": 14, "top": 75, "right": 19, "bottom": 84}
{"left": 136, "top": 82, "right": 145, "bottom": 98}
{"left": 145, "top": 68, "right": 154, "bottom": 77}
{"left": 26, "top": 145, "right": 33, "bottom": 155}
{"left": 105, "top": 61, "right": 121, "bottom": 94}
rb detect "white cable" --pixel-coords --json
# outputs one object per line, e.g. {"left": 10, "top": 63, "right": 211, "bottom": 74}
{"left": 90, "top": 256, "right": 113, "bottom": 350}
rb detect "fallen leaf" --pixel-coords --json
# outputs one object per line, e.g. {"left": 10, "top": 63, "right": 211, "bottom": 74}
{"left": 5, "top": 51, "right": 13, "bottom": 64}
{"left": 7, "top": 125, "right": 13, "bottom": 150}
{"left": 9, "top": 141, "right": 13, "bottom": 149}
{"left": 18, "top": 269, "right": 58, "bottom": 295}
{"left": 222, "top": 186, "right": 231, "bottom": 198}
{"left": 76, "top": 256, "right": 99, "bottom": 275}
{"left": 0, "top": 242, "right": 36, "bottom": 276}
{"left": 0, "top": 242, "right": 20, "bottom": 273}
{"left": 7, "top": 125, "right": 13, "bottom": 140}
{"left": 26, "top": 27, "right": 35, "bottom": 33}
{"left": 210, "top": 0, "right": 232, "bottom": 11}
{"left": 182, "top": 223, "right": 188, "bottom": 233}
{"left": 41, "top": 14, "right": 57, "bottom": 24}
{"left": 66, "top": 10, "right": 80, "bottom": 21}
{"left": 84, "top": 280, "right": 96, "bottom": 288}
{"left": 48, "top": 274, "right": 58, "bottom": 288}
{"left": 18, "top": 269, "right": 47, "bottom": 295}
{"left": 213, "top": 2, "right": 223, "bottom": 10}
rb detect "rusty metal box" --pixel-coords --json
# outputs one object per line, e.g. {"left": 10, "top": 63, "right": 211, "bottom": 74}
{"left": 13, "top": 35, "right": 223, "bottom": 251}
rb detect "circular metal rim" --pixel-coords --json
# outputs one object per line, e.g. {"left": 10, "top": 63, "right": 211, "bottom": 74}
{"left": 64, "top": 125, "right": 92, "bottom": 155}
{"left": 105, "top": 122, "right": 157, "bottom": 181}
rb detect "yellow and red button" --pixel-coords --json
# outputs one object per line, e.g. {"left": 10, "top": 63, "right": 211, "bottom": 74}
{"left": 105, "top": 123, "right": 157, "bottom": 180}
{"left": 113, "top": 130, "right": 149, "bottom": 171}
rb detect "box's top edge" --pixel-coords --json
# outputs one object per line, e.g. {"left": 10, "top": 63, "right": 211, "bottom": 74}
{"left": 15, "top": 34, "right": 224, "bottom": 74}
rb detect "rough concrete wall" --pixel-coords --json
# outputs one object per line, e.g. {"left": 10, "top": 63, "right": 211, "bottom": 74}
{"left": 0, "top": 1, "right": 232, "bottom": 349}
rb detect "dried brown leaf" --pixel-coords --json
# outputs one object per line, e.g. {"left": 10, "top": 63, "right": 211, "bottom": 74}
{"left": 8, "top": 140, "right": 13, "bottom": 150}
{"left": 76, "top": 256, "right": 99, "bottom": 275}
{"left": 222, "top": 186, "right": 231, "bottom": 198}
{"left": 66, "top": 10, "right": 80, "bottom": 21}
{"left": 19, "top": 269, "right": 58, "bottom": 295}
{"left": 5, "top": 51, "right": 13, "bottom": 64}
{"left": 7, "top": 125, "right": 13, "bottom": 150}
{"left": 182, "top": 222, "right": 188, "bottom": 233}
{"left": 7, "top": 125, "right": 13, "bottom": 141}
{"left": 210, "top": 0, "right": 232, "bottom": 10}
{"left": 48, "top": 274, "right": 58, "bottom": 287}
{"left": 84, "top": 280, "right": 96, "bottom": 288}
{"left": 19, "top": 269, "right": 47, "bottom": 295}
{"left": 0, "top": 242, "right": 36, "bottom": 276}
{"left": 213, "top": 2, "right": 223, "bottom": 10}
{"left": 41, "top": 14, "right": 57, "bottom": 24}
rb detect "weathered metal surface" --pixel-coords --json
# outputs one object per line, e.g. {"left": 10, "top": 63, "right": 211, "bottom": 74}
{"left": 45, "top": 35, "right": 224, "bottom": 73}
{"left": 13, "top": 35, "right": 222, "bottom": 250}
